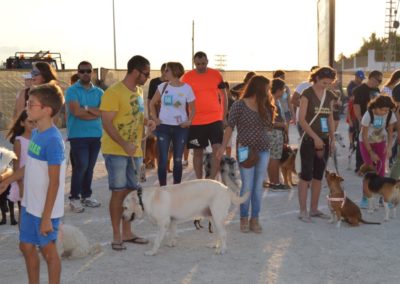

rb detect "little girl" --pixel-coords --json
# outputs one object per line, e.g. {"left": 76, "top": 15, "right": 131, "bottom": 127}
{"left": 6, "top": 110, "right": 35, "bottom": 221}
{"left": 359, "top": 95, "right": 396, "bottom": 208}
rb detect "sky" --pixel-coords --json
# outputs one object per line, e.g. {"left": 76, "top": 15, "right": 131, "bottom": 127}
{"left": 0, "top": 0, "right": 389, "bottom": 71}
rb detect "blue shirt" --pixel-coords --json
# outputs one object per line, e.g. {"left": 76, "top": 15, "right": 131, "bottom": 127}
{"left": 28, "top": 127, "right": 64, "bottom": 165}
{"left": 65, "top": 81, "right": 103, "bottom": 138}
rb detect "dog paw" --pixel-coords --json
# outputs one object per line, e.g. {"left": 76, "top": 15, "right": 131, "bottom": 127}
{"left": 216, "top": 247, "right": 226, "bottom": 255}
{"left": 167, "top": 239, "right": 177, "bottom": 247}
{"left": 144, "top": 250, "right": 157, "bottom": 256}
{"left": 206, "top": 243, "right": 217, "bottom": 249}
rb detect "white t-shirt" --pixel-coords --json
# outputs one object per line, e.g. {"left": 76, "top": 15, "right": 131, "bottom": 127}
{"left": 359, "top": 110, "right": 397, "bottom": 143}
{"left": 295, "top": 82, "right": 312, "bottom": 121}
{"left": 22, "top": 127, "right": 66, "bottom": 218}
{"left": 157, "top": 82, "right": 195, "bottom": 125}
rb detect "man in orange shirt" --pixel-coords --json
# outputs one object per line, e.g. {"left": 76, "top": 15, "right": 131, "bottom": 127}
{"left": 182, "top": 51, "right": 228, "bottom": 179}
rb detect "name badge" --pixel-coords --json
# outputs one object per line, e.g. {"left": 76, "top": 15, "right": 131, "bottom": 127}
{"left": 373, "top": 116, "right": 384, "bottom": 128}
{"left": 163, "top": 95, "right": 173, "bottom": 106}
{"left": 320, "top": 117, "right": 328, "bottom": 133}
{"left": 238, "top": 146, "right": 249, "bottom": 163}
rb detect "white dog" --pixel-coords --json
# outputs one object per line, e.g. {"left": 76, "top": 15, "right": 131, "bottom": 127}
{"left": 123, "top": 179, "right": 249, "bottom": 256}
{"left": 0, "top": 147, "right": 17, "bottom": 174}
{"left": 57, "top": 224, "right": 102, "bottom": 258}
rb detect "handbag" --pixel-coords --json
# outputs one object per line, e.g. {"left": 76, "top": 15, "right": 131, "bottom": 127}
{"left": 295, "top": 90, "right": 327, "bottom": 173}
{"left": 238, "top": 145, "right": 259, "bottom": 168}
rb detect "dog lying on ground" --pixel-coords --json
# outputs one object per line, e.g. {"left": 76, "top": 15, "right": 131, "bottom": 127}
{"left": 359, "top": 164, "right": 400, "bottom": 221}
{"left": 0, "top": 148, "right": 18, "bottom": 225}
{"left": 57, "top": 224, "right": 102, "bottom": 258}
{"left": 122, "top": 177, "right": 249, "bottom": 256}
{"left": 325, "top": 170, "right": 380, "bottom": 227}
{"left": 280, "top": 144, "right": 297, "bottom": 187}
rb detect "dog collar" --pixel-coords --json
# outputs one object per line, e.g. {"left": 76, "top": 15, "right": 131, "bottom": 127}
{"left": 327, "top": 191, "right": 346, "bottom": 209}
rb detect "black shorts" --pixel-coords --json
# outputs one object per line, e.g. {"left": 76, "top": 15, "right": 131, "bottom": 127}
{"left": 299, "top": 136, "right": 329, "bottom": 182}
{"left": 187, "top": 121, "right": 223, "bottom": 149}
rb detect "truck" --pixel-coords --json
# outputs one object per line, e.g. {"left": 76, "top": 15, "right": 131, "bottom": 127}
{"left": 5, "top": 50, "right": 65, "bottom": 70}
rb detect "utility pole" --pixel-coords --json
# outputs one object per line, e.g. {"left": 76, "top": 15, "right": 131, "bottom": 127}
{"left": 383, "top": 0, "right": 399, "bottom": 71}
{"left": 192, "top": 20, "right": 194, "bottom": 70}
{"left": 112, "top": 0, "right": 117, "bottom": 69}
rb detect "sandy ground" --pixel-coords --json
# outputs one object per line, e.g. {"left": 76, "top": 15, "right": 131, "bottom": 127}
{"left": 1, "top": 120, "right": 400, "bottom": 284}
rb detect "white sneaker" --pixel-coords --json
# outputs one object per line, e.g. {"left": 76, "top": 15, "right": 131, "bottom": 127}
{"left": 81, "top": 197, "right": 101, "bottom": 208}
{"left": 70, "top": 199, "right": 85, "bottom": 213}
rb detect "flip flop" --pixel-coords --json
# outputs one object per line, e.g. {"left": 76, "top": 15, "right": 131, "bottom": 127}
{"left": 111, "top": 242, "right": 127, "bottom": 251}
{"left": 123, "top": 236, "right": 149, "bottom": 245}
{"left": 310, "top": 211, "right": 330, "bottom": 219}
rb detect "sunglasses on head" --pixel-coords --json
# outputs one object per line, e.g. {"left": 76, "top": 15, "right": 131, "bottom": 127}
{"left": 78, "top": 69, "right": 92, "bottom": 74}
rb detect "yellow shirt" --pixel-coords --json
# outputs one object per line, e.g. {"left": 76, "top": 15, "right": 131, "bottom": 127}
{"left": 100, "top": 81, "right": 145, "bottom": 157}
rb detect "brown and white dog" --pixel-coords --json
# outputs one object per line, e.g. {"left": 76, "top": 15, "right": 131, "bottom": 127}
{"left": 359, "top": 164, "right": 400, "bottom": 221}
{"left": 122, "top": 177, "right": 248, "bottom": 256}
{"left": 280, "top": 144, "right": 297, "bottom": 187}
{"left": 325, "top": 170, "right": 380, "bottom": 228}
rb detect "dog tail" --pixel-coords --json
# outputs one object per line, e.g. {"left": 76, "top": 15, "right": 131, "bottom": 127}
{"left": 360, "top": 219, "right": 381, "bottom": 225}
{"left": 89, "top": 243, "right": 102, "bottom": 255}
{"left": 230, "top": 191, "right": 250, "bottom": 205}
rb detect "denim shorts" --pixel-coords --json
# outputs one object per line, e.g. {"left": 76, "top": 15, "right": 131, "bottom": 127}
{"left": 103, "top": 154, "right": 143, "bottom": 191}
{"left": 19, "top": 207, "right": 60, "bottom": 247}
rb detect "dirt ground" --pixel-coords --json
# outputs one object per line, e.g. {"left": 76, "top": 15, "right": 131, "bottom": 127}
{"left": 1, "top": 120, "right": 400, "bottom": 284}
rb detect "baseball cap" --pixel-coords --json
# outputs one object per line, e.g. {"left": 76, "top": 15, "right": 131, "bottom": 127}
{"left": 22, "top": 73, "right": 32, "bottom": 79}
{"left": 355, "top": 70, "right": 365, "bottom": 80}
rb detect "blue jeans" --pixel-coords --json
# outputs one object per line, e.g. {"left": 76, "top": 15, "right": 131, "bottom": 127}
{"left": 239, "top": 151, "right": 270, "bottom": 218}
{"left": 156, "top": 124, "right": 189, "bottom": 186}
{"left": 103, "top": 155, "right": 142, "bottom": 191}
{"left": 69, "top": 137, "right": 101, "bottom": 200}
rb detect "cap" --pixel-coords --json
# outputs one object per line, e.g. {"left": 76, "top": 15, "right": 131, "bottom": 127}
{"left": 355, "top": 70, "right": 365, "bottom": 80}
{"left": 22, "top": 73, "right": 32, "bottom": 79}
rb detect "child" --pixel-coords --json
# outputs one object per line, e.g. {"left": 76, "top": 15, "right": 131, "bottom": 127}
{"left": 6, "top": 110, "right": 35, "bottom": 224}
{"left": 0, "top": 83, "right": 66, "bottom": 284}
{"left": 359, "top": 95, "right": 396, "bottom": 208}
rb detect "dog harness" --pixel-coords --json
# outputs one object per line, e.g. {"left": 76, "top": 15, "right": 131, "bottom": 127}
{"left": 327, "top": 191, "right": 346, "bottom": 209}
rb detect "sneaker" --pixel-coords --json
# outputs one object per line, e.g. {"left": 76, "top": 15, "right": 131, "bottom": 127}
{"left": 359, "top": 197, "right": 368, "bottom": 209}
{"left": 182, "top": 160, "right": 189, "bottom": 167}
{"left": 70, "top": 199, "right": 85, "bottom": 213}
{"left": 81, "top": 197, "right": 101, "bottom": 208}
{"left": 270, "top": 183, "right": 290, "bottom": 192}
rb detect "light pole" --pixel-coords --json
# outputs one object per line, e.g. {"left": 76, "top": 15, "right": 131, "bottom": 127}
{"left": 112, "top": 0, "right": 117, "bottom": 69}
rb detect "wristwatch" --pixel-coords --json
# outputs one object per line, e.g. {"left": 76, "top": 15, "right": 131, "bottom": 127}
{"left": 84, "top": 105, "right": 89, "bottom": 111}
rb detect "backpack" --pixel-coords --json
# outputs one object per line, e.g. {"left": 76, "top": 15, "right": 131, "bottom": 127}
{"left": 367, "top": 109, "right": 393, "bottom": 129}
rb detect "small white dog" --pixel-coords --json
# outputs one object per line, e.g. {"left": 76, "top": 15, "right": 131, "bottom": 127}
{"left": 57, "top": 224, "right": 102, "bottom": 258}
{"left": 0, "top": 147, "right": 17, "bottom": 174}
{"left": 123, "top": 179, "right": 249, "bottom": 256}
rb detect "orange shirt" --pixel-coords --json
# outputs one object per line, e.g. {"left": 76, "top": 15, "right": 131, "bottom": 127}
{"left": 182, "top": 68, "right": 224, "bottom": 125}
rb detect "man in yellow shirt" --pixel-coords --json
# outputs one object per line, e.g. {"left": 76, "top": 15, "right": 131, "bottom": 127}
{"left": 100, "top": 55, "right": 155, "bottom": 250}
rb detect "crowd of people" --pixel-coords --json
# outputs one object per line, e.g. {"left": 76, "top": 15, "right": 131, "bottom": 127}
{"left": 2, "top": 51, "right": 400, "bottom": 283}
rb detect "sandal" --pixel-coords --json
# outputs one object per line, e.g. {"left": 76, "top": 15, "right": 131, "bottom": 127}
{"left": 123, "top": 236, "right": 149, "bottom": 245}
{"left": 309, "top": 211, "right": 330, "bottom": 219}
{"left": 111, "top": 242, "right": 127, "bottom": 251}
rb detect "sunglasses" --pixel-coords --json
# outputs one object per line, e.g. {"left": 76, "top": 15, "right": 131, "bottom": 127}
{"left": 373, "top": 77, "right": 382, "bottom": 84}
{"left": 78, "top": 69, "right": 92, "bottom": 74}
